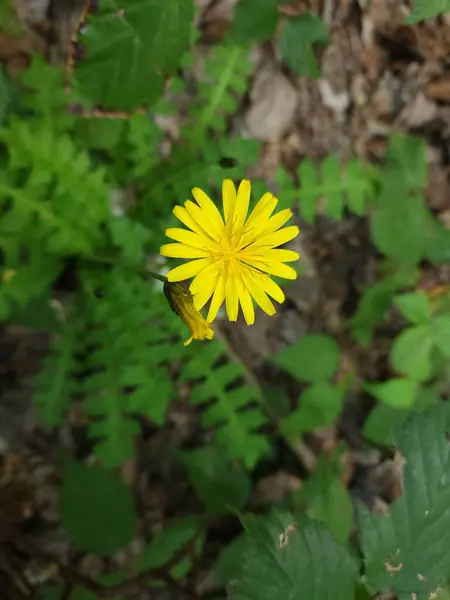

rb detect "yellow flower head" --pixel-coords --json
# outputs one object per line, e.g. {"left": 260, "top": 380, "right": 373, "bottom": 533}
{"left": 164, "top": 280, "right": 214, "bottom": 346}
{"left": 160, "top": 179, "right": 300, "bottom": 325}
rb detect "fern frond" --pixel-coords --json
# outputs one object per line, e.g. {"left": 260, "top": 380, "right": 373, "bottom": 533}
{"left": 0, "top": 118, "right": 110, "bottom": 256}
{"left": 191, "top": 42, "right": 254, "bottom": 140}
{"left": 78, "top": 268, "right": 184, "bottom": 468}
{"left": 0, "top": 243, "right": 60, "bottom": 319}
{"left": 33, "top": 313, "right": 80, "bottom": 427}
{"left": 277, "top": 155, "right": 378, "bottom": 223}
{"left": 180, "top": 341, "right": 269, "bottom": 469}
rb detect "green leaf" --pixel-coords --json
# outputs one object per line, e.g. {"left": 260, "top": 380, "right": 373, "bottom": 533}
{"left": 349, "top": 271, "right": 417, "bottom": 344}
{"left": 231, "top": 0, "right": 278, "bottom": 44}
{"left": 405, "top": 0, "right": 450, "bottom": 23}
{"left": 432, "top": 314, "right": 450, "bottom": 358}
{"left": 71, "top": 0, "right": 194, "bottom": 111}
{"left": 360, "top": 405, "right": 450, "bottom": 599}
{"left": 296, "top": 450, "right": 353, "bottom": 544}
{"left": 279, "top": 13, "right": 329, "bottom": 78}
{"left": 109, "top": 218, "right": 151, "bottom": 264}
{"left": 371, "top": 190, "right": 429, "bottom": 267}
{"left": 390, "top": 325, "right": 434, "bottom": 382}
{"left": 139, "top": 516, "right": 203, "bottom": 579}
{"left": 273, "top": 333, "right": 340, "bottom": 382}
{"left": 365, "top": 378, "right": 419, "bottom": 409}
{"left": 363, "top": 404, "right": 411, "bottom": 446}
{"left": 228, "top": 512, "right": 358, "bottom": 599}
{"left": 393, "top": 291, "right": 432, "bottom": 324}
{"left": 214, "top": 533, "right": 248, "bottom": 586}
{"left": 363, "top": 384, "right": 440, "bottom": 445}
{"left": 59, "top": 460, "right": 137, "bottom": 556}
{"left": 282, "top": 381, "right": 345, "bottom": 439}
{"left": 181, "top": 446, "right": 251, "bottom": 514}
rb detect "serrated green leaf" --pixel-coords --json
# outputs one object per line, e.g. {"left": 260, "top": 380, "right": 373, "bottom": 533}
{"left": 393, "top": 291, "right": 431, "bottom": 324}
{"left": 279, "top": 13, "right": 329, "bottom": 78}
{"left": 365, "top": 378, "right": 418, "bottom": 409}
{"left": 59, "top": 460, "right": 136, "bottom": 556}
{"left": 231, "top": 0, "right": 278, "bottom": 43}
{"left": 228, "top": 511, "right": 358, "bottom": 600}
{"left": 181, "top": 446, "right": 251, "bottom": 514}
{"left": 361, "top": 405, "right": 450, "bottom": 599}
{"left": 273, "top": 333, "right": 340, "bottom": 382}
{"left": 71, "top": 0, "right": 194, "bottom": 111}
{"left": 390, "top": 325, "right": 434, "bottom": 382}
{"left": 282, "top": 381, "right": 345, "bottom": 439}
{"left": 405, "top": 0, "right": 450, "bottom": 23}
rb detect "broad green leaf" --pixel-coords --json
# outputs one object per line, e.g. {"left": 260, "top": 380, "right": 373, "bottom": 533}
{"left": 393, "top": 291, "right": 431, "bottom": 324}
{"left": 59, "top": 460, "right": 136, "bottom": 556}
{"left": 361, "top": 405, "right": 450, "bottom": 599}
{"left": 279, "top": 13, "right": 329, "bottom": 78}
{"left": 273, "top": 333, "right": 340, "bottom": 382}
{"left": 231, "top": 0, "right": 278, "bottom": 43}
{"left": 371, "top": 190, "right": 429, "bottom": 267}
{"left": 296, "top": 450, "right": 353, "bottom": 544}
{"left": 432, "top": 314, "right": 450, "bottom": 358}
{"left": 71, "top": 0, "right": 194, "bottom": 111}
{"left": 228, "top": 512, "right": 358, "bottom": 600}
{"left": 405, "top": 0, "right": 450, "bottom": 23}
{"left": 282, "top": 381, "right": 345, "bottom": 439}
{"left": 365, "top": 378, "right": 418, "bottom": 409}
{"left": 180, "top": 446, "right": 251, "bottom": 514}
{"left": 390, "top": 325, "right": 434, "bottom": 382}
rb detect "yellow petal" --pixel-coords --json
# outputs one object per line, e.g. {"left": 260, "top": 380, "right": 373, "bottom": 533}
{"left": 160, "top": 243, "right": 210, "bottom": 259}
{"left": 239, "top": 287, "right": 255, "bottom": 325}
{"left": 190, "top": 263, "right": 221, "bottom": 309}
{"left": 167, "top": 258, "right": 212, "bottom": 282}
{"left": 246, "top": 249, "right": 300, "bottom": 263}
{"left": 233, "top": 179, "right": 251, "bottom": 235}
{"left": 222, "top": 179, "right": 237, "bottom": 226}
{"left": 192, "top": 187, "right": 226, "bottom": 233}
{"left": 243, "top": 258, "right": 298, "bottom": 280}
{"left": 241, "top": 269, "right": 276, "bottom": 316}
{"left": 260, "top": 276, "right": 285, "bottom": 303}
{"left": 244, "top": 192, "right": 278, "bottom": 232}
{"left": 250, "top": 225, "right": 300, "bottom": 249}
{"left": 207, "top": 274, "right": 226, "bottom": 323}
{"left": 165, "top": 227, "right": 218, "bottom": 252}
{"left": 225, "top": 276, "right": 239, "bottom": 321}
{"left": 185, "top": 200, "right": 223, "bottom": 244}
{"left": 184, "top": 335, "right": 194, "bottom": 346}
{"left": 173, "top": 205, "right": 206, "bottom": 237}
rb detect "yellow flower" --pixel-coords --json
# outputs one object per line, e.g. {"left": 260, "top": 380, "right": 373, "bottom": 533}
{"left": 164, "top": 280, "right": 214, "bottom": 346}
{"left": 160, "top": 179, "right": 300, "bottom": 325}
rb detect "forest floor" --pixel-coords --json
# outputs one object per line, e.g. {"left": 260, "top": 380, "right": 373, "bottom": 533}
{"left": 0, "top": 0, "right": 450, "bottom": 598}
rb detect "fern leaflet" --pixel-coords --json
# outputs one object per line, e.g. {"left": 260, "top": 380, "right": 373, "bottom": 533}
{"left": 180, "top": 341, "right": 269, "bottom": 468}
